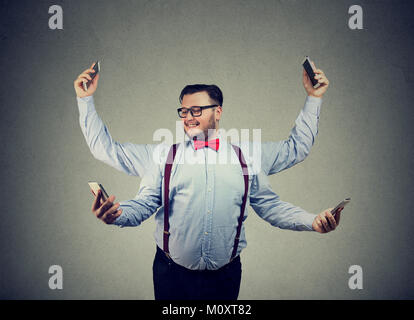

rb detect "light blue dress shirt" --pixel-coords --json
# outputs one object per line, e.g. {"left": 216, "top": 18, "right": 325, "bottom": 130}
{"left": 77, "top": 95, "right": 321, "bottom": 270}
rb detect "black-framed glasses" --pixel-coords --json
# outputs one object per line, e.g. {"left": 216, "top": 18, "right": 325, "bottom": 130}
{"left": 177, "top": 105, "right": 218, "bottom": 118}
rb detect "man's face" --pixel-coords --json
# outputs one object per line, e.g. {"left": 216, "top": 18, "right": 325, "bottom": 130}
{"left": 181, "top": 91, "right": 222, "bottom": 140}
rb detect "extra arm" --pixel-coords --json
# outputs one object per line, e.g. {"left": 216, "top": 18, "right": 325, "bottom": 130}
{"left": 261, "top": 96, "right": 322, "bottom": 175}
{"left": 78, "top": 96, "right": 156, "bottom": 177}
{"left": 249, "top": 171, "right": 317, "bottom": 231}
{"left": 113, "top": 165, "right": 163, "bottom": 227}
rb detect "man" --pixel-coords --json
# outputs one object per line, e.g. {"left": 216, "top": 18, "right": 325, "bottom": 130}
{"left": 74, "top": 62, "right": 339, "bottom": 299}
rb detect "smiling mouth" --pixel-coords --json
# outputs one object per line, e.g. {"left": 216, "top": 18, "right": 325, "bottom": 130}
{"left": 186, "top": 123, "right": 199, "bottom": 128}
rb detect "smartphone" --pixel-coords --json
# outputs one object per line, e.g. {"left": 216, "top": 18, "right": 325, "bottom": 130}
{"left": 88, "top": 181, "right": 109, "bottom": 201}
{"left": 302, "top": 56, "right": 320, "bottom": 89}
{"left": 331, "top": 198, "right": 351, "bottom": 216}
{"left": 83, "top": 61, "right": 100, "bottom": 91}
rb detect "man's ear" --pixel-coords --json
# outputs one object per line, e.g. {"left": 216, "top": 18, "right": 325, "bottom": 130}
{"left": 215, "top": 106, "right": 223, "bottom": 121}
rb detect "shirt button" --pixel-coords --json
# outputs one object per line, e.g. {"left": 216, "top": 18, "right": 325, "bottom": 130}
{"left": 205, "top": 232, "right": 208, "bottom": 235}
{"left": 208, "top": 188, "right": 212, "bottom": 192}
{"left": 207, "top": 210, "right": 211, "bottom": 214}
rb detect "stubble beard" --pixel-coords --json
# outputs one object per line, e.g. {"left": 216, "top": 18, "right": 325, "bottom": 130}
{"left": 184, "top": 113, "right": 217, "bottom": 141}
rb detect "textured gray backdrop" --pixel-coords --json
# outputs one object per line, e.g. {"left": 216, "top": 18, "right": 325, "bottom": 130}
{"left": 0, "top": 0, "right": 413, "bottom": 299}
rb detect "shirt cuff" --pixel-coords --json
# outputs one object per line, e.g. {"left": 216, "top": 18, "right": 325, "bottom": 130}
{"left": 296, "top": 213, "right": 317, "bottom": 231}
{"left": 113, "top": 211, "right": 128, "bottom": 227}
{"left": 77, "top": 95, "right": 96, "bottom": 118}
{"left": 303, "top": 95, "right": 322, "bottom": 117}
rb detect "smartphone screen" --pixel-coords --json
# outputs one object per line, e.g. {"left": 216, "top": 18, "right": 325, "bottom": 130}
{"left": 98, "top": 183, "right": 109, "bottom": 199}
{"left": 90, "top": 61, "right": 100, "bottom": 80}
{"left": 302, "top": 57, "right": 318, "bottom": 87}
{"left": 88, "top": 181, "right": 108, "bottom": 201}
{"left": 83, "top": 61, "right": 100, "bottom": 91}
{"left": 331, "top": 198, "right": 351, "bottom": 215}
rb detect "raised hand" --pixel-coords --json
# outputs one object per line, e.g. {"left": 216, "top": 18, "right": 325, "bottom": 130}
{"left": 74, "top": 62, "right": 100, "bottom": 98}
{"left": 303, "top": 60, "right": 329, "bottom": 98}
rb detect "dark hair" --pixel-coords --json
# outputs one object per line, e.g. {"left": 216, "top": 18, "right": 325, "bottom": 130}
{"left": 179, "top": 84, "right": 223, "bottom": 107}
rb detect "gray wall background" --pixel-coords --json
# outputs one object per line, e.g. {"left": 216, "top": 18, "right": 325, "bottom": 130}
{"left": 0, "top": 0, "right": 413, "bottom": 299}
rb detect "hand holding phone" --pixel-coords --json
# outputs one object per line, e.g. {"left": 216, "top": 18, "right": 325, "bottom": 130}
{"left": 83, "top": 61, "right": 100, "bottom": 91}
{"left": 74, "top": 61, "right": 101, "bottom": 98}
{"left": 88, "top": 182, "right": 122, "bottom": 224}
{"left": 331, "top": 198, "right": 351, "bottom": 216}
{"left": 301, "top": 56, "right": 330, "bottom": 98}
{"left": 313, "top": 199, "right": 349, "bottom": 234}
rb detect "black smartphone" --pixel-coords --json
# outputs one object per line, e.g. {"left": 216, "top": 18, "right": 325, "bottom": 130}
{"left": 83, "top": 61, "right": 100, "bottom": 91}
{"left": 302, "top": 56, "right": 320, "bottom": 88}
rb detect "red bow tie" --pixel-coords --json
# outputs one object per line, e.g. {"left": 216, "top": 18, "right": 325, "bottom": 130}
{"left": 193, "top": 138, "right": 220, "bottom": 151}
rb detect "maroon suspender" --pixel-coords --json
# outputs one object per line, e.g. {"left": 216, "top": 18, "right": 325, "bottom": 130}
{"left": 163, "top": 143, "right": 179, "bottom": 258}
{"left": 230, "top": 144, "right": 249, "bottom": 262}
{"left": 162, "top": 143, "right": 249, "bottom": 262}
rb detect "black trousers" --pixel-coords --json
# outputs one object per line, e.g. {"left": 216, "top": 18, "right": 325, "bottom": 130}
{"left": 153, "top": 246, "right": 242, "bottom": 300}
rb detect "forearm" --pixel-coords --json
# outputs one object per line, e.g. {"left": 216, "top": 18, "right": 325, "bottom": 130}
{"left": 263, "top": 96, "right": 322, "bottom": 175}
{"left": 113, "top": 199, "right": 158, "bottom": 227}
{"left": 259, "top": 199, "right": 317, "bottom": 231}
{"left": 251, "top": 187, "right": 316, "bottom": 232}
{"left": 77, "top": 96, "right": 153, "bottom": 177}
{"left": 290, "top": 95, "right": 322, "bottom": 159}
